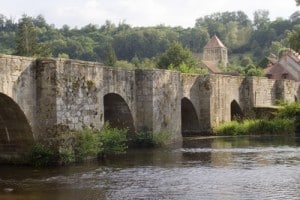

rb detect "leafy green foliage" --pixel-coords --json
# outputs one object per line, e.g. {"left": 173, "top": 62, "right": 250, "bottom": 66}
{"left": 59, "top": 147, "right": 75, "bottom": 165}
{"left": 15, "top": 15, "right": 38, "bottom": 56}
{"left": 105, "top": 45, "right": 117, "bottom": 66}
{"left": 287, "top": 25, "right": 300, "bottom": 52}
{"left": 75, "top": 127, "right": 102, "bottom": 161}
{"left": 168, "top": 62, "right": 208, "bottom": 74}
{"left": 215, "top": 118, "right": 294, "bottom": 136}
{"left": 100, "top": 123, "right": 128, "bottom": 155}
{"left": 276, "top": 102, "right": 300, "bottom": 123}
{"left": 114, "top": 60, "right": 135, "bottom": 69}
{"left": 0, "top": 10, "right": 298, "bottom": 70}
{"left": 158, "top": 42, "right": 197, "bottom": 70}
{"left": 215, "top": 102, "right": 300, "bottom": 136}
{"left": 152, "top": 130, "right": 171, "bottom": 147}
{"left": 132, "top": 129, "right": 155, "bottom": 148}
{"left": 27, "top": 143, "right": 57, "bottom": 167}
{"left": 243, "top": 64, "right": 263, "bottom": 76}
{"left": 132, "top": 129, "right": 171, "bottom": 148}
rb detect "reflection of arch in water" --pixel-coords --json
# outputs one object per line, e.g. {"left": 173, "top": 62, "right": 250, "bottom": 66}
{"left": 104, "top": 93, "right": 135, "bottom": 135}
{"left": 181, "top": 97, "right": 200, "bottom": 136}
{"left": 230, "top": 100, "right": 244, "bottom": 121}
{"left": 0, "top": 93, "right": 34, "bottom": 157}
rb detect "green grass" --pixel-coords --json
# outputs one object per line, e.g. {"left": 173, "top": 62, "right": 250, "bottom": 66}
{"left": 215, "top": 118, "right": 294, "bottom": 136}
{"left": 215, "top": 102, "right": 300, "bottom": 136}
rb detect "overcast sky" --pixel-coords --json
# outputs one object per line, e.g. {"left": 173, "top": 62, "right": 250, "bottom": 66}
{"left": 1, "top": 0, "right": 299, "bottom": 28}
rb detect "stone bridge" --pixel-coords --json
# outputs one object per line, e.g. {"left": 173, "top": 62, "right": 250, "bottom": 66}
{"left": 0, "top": 54, "right": 299, "bottom": 159}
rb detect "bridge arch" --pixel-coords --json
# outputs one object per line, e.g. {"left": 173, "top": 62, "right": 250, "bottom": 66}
{"left": 103, "top": 93, "right": 135, "bottom": 136}
{"left": 181, "top": 97, "right": 200, "bottom": 136}
{"left": 230, "top": 100, "right": 244, "bottom": 121}
{"left": 0, "top": 93, "right": 34, "bottom": 158}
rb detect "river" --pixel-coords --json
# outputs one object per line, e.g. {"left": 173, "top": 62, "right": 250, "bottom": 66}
{"left": 0, "top": 136, "right": 300, "bottom": 200}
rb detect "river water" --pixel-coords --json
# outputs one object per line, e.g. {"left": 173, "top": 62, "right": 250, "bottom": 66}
{"left": 0, "top": 136, "right": 300, "bottom": 200}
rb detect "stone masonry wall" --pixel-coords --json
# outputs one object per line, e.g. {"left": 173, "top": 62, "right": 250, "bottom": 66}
{"left": 55, "top": 59, "right": 104, "bottom": 131}
{"left": 251, "top": 77, "right": 278, "bottom": 106}
{"left": 0, "top": 55, "right": 36, "bottom": 138}
{"left": 209, "top": 75, "right": 247, "bottom": 127}
{"left": 181, "top": 74, "right": 211, "bottom": 131}
{"left": 101, "top": 66, "right": 136, "bottom": 129}
{"left": 2, "top": 54, "right": 300, "bottom": 147}
{"left": 152, "top": 70, "right": 181, "bottom": 143}
{"left": 135, "top": 69, "right": 154, "bottom": 131}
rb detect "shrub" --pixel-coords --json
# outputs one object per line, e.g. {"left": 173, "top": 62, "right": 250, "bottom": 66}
{"left": 132, "top": 129, "right": 155, "bottom": 148}
{"left": 59, "top": 147, "right": 75, "bottom": 165}
{"left": 215, "top": 118, "right": 294, "bottom": 136}
{"left": 276, "top": 102, "right": 300, "bottom": 132}
{"left": 100, "top": 123, "right": 128, "bottom": 155}
{"left": 276, "top": 102, "right": 300, "bottom": 119}
{"left": 132, "top": 129, "right": 171, "bottom": 147}
{"left": 75, "top": 127, "right": 102, "bottom": 161}
{"left": 153, "top": 130, "right": 171, "bottom": 147}
{"left": 27, "top": 143, "right": 57, "bottom": 167}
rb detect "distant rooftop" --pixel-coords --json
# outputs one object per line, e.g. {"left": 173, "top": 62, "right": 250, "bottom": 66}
{"left": 204, "top": 35, "right": 226, "bottom": 49}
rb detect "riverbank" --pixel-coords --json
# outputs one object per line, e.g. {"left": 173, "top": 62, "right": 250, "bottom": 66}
{"left": 215, "top": 102, "right": 300, "bottom": 136}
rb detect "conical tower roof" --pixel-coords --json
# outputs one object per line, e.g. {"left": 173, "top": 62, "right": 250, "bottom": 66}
{"left": 204, "top": 35, "right": 226, "bottom": 49}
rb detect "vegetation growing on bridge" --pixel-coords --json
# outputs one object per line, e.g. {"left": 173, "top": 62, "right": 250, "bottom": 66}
{"left": 26, "top": 124, "right": 172, "bottom": 167}
{"left": 131, "top": 128, "right": 171, "bottom": 148}
{"left": 215, "top": 102, "right": 300, "bottom": 136}
{"left": 27, "top": 123, "right": 128, "bottom": 166}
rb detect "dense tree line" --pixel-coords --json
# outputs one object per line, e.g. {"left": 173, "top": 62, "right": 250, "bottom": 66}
{"left": 0, "top": 9, "right": 300, "bottom": 69}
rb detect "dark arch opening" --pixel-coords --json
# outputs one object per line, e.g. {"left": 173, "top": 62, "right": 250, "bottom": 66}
{"left": 295, "top": 95, "right": 298, "bottom": 102}
{"left": 104, "top": 93, "right": 135, "bottom": 137}
{"left": 181, "top": 98, "right": 200, "bottom": 136}
{"left": 0, "top": 93, "right": 33, "bottom": 158}
{"left": 231, "top": 100, "right": 244, "bottom": 121}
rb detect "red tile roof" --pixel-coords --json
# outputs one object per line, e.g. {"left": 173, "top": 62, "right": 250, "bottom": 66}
{"left": 264, "top": 62, "right": 297, "bottom": 80}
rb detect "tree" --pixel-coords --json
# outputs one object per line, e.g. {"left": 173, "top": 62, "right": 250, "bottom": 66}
{"left": 157, "top": 42, "right": 197, "bottom": 69}
{"left": 105, "top": 45, "right": 117, "bottom": 66}
{"left": 15, "top": 15, "right": 38, "bottom": 56}
{"left": 243, "top": 64, "right": 263, "bottom": 76}
{"left": 253, "top": 10, "right": 270, "bottom": 29}
{"left": 284, "top": 2, "right": 300, "bottom": 51}
{"left": 269, "top": 41, "right": 286, "bottom": 57}
{"left": 180, "top": 27, "right": 209, "bottom": 52}
{"left": 240, "top": 56, "right": 253, "bottom": 67}
{"left": 287, "top": 25, "right": 300, "bottom": 52}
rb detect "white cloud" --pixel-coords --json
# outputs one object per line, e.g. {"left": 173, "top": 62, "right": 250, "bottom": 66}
{"left": 0, "top": 0, "right": 298, "bottom": 27}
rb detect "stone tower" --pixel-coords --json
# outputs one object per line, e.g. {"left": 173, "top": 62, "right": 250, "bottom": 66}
{"left": 203, "top": 35, "right": 228, "bottom": 67}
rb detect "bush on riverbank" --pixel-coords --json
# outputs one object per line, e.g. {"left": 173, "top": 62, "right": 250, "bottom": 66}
{"left": 131, "top": 128, "right": 171, "bottom": 147}
{"left": 215, "top": 102, "right": 300, "bottom": 136}
{"left": 277, "top": 102, "right": 300, "bottom": 131}
{"left": 99, "top": 123, "right": 128, "bottom": 156}
{"left": 26, "top": 143, "right": 58, "bottom": 167}
{"left": 27, "top": 123, "right": 128, "bottom": 166}
{"left": 215, "top": 118, "right": 294, "bottom": 136}
{"left": 75, "top": 127, "right": 102, "bottom": 161}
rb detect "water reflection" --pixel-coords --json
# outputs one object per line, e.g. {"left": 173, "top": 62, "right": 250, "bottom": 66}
{"left": 0, "top": 136, "right": 300, "bottom": 200}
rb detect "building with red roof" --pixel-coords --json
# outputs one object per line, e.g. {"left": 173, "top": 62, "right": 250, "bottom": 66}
{"left": 264, "top": 49, "right": 300, "bottom": 81}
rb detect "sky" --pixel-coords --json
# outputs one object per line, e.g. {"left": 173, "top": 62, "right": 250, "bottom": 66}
{"left": 1, "top": 0, "right": 299, "bottom": 28}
